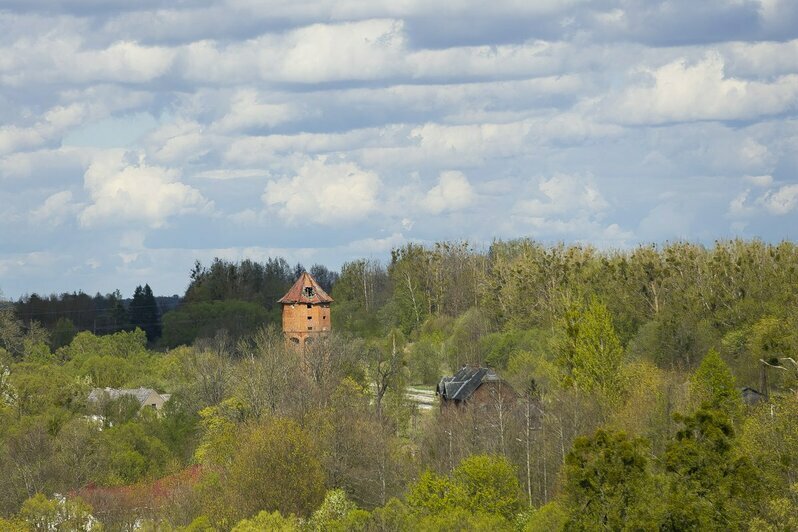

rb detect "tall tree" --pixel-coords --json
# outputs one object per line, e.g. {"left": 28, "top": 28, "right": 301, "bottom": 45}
{"left": 129, "top": 285, "right": 161, "bottom": 342}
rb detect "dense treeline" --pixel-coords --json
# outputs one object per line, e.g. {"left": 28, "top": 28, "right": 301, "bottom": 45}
{"left": 10, "top": 286, "right": 175, "bottom": 350}
{"left": 0, "top": 239, "right": 797, "bottom": 530}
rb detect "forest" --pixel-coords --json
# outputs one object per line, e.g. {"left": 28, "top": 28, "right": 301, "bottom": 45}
{"left": 1, "top": 238, "right": 797, "bottom": 530}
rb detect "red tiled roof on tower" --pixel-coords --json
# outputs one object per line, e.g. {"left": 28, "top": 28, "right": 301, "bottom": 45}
{"left": 278, "top": 271, "right": 334, "bottom": 304}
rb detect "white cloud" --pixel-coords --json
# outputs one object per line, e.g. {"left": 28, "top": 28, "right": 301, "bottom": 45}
{"left": 0, "top": 103, "right": 87, "bottom": 155}
{"left": 510, "top": 173, "right": 627, "bottom": 243}
{"left": 0, "top": 36, "right": 175, "bottom": 86}
{"left": 422, "top": 171, "right": 476, "bottom": 214}
{"left": 759, "top": 184, "right": 798, "bottom": 215}
{"left": 603, "top": 52, "right": 798, "bottom": 124}
{"left": 180, "top": 19, "right": 407, "bottom": 84}
{"left": 344, "top": 232, "right": 408, "bottom": 254}
{"left": 79, "top": 150, "right": 212, "bottom": 228}
{"left": 214, "top": 90, "right": 300, "bottom": 133}
{"left": 144, "top": 119, "right": 211, "bottom": 165}
{"left": 744, "top": 174, "right": 773, "bottom": 187}
{"left": 30, "top": 190, "right": 82, "bottom": 226}
{"left": 262, "top": 158, "right": 381, "bottom": 224}
{"left": 518, "top": 173, "right": 608, "bottom": 217}
{"left": 728, "top": 189, "right": 753, "bottom": 217}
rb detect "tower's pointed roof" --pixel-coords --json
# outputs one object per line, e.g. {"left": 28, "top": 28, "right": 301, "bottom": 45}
{"left": 278, "top": 272, "right": 334, "bottom": 304}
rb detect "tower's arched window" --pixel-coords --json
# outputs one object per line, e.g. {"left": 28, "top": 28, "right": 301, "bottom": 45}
{"left": 290, "top": 337, "right": 300, "bottom": 345}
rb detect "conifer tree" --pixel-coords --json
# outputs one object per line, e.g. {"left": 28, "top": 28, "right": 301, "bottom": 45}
{"left": 690, "top": 349, "right": 742, "bottom": 417}
{"left": 129, "top": 284, "right": 161, "bottom": 342}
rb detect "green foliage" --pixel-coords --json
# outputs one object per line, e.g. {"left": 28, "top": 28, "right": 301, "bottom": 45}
{"left": 406, "top": 471, "right": 467, "bottom": 515}
{"left": 101, "top": 422, "right": 171, "bottom": 485}
{"left": 554, "top": 297, "right": 625, "bottom": 400}
{"left": 443, "top": 308, "right": 491, "bottom": 369}
{"left": 231, "top": 511, "right": 301, "bottom": 532}
{"left": 451, "top": 455, "right": 521, "bottom": 520}
{"left": 690, "top": 349, "right": 743, "bottom": 417}
{"left": 60, "top": 329, "right": 148, "bottom": 360}
{"left": 662, "top": 409, "right": 760, "bottom": 530}
{"left": 1, "top": 239, "right": 797, "bottom": 528}
{"left": 307, "top": 489, "right": 361, "bottom": 531}
{"left": 748, "top": 483, "right": 798, "bottom": 531}
{"left": 481, "top": 328, "right": 548, "bottom": 370}
{"left": 130, "top": 284, "right": 162, "bottom": 343}
{"left": 408, "top": 455, "right": 521, "bottom": 522}
{"left": 161, "top": 300, "right": 270, "bottom": 348}
{"left": 226, "top": 418, "right": 325, "bottom": 519}
{"left": 562, "top": 430, "right": 661, "bottom": 530}
{"left": 524, "top": 502, "right": 567, "bottom": 532}
{"left": 739, "top": 395, "right": 798, "bottom": 495}
{"left": 50, "top": 317, "right": 78, "bottom": 350}
{"left": 415, "top": 507, "right": 511, "bottom": 531}
{"left": 332, "top": 259, "right": 389, "bottom": 338}
{"left": 19, "top": 494, "right": 93, "bottom": 532}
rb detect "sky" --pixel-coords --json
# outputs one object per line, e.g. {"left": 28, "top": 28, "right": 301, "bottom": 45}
{"left": 1, "top": 0, "right": 798, "bottom": 299}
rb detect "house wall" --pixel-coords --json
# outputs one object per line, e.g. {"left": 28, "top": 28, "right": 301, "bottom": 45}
{"left": 142, "top": 391, "right": 166, "bottom": 411}
{"left": 470, "top": 382, "right": 517, "bottom": 406}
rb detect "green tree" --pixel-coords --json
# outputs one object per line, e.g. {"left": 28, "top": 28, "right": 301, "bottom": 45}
{"left": 18, "top": 494, "right": 92, "bottom": 532}
{"left": 690, "top": 349, "right": 743, "bottom": 418}
{"left": 231, "top": 511, "right": 301, "bottom": 532}
{"left": 561, "top": 430, "right": 661, "bottom": 530}
{"left": 739, "top": 395, "right": 798, "bottom": 497}
{"left": 226, "top": 418, "right": 325, "bottom": 519}
{"left": 50, "top": 318, "right": 77, "bottom": 351}
{"left": 555, "top": 297, "right": 625, "bottom": 400}
{"left": 129, "top": 284, "right": 161, "bottom": 342}
{"left": 452, "top": 455, "right": 521, "bottom": 521}
{"left": 407, "top": 455, "right": 521, "bottom": 522}
{"left": 662, "top": 409, "right": 760, "bottom": 530}
{"left": 161, "top": 300, "right": 269, "bottom": 348}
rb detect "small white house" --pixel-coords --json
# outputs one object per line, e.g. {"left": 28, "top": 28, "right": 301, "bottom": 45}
{"left": 88, "top": 387, "right": 169, "bottom": 411}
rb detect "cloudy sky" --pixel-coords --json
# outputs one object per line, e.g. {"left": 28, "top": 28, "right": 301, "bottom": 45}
{"left": 1, "top": 0, "right": 798, "bottom": 298}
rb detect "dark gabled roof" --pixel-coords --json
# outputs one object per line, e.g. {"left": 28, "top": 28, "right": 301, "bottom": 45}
{"left": 278, "top": 272, "right": 334, "bottom": 305}
{"left": 437, "top": 366, "right": 502, "bottom": 402}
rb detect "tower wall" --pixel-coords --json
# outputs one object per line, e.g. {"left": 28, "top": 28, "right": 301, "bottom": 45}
{"left": 282, "top": 302, "right": 331, "bottom": 348}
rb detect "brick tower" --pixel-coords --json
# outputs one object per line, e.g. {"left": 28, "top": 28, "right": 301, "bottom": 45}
{"left": 278, "top": 272, "right": 333, "bottom": 348}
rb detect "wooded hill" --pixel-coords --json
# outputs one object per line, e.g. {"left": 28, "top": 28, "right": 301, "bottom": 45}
{"left": 0, "top": 238, "right": 797, "bottom": 530}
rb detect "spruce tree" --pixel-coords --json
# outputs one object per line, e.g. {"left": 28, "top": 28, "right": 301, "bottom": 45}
{"left": 129, "top": 284, "right": 161, "bottom": 342}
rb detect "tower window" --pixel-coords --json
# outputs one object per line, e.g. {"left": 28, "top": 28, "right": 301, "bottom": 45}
{"left": 308, "top": 326, "right": 313, "bottom": 330}
{"left": 303, "top": 287, "right": 315, "bottom": 298}
{"left": 307, "top": 304, "right": 312, "bottom": 309}
{"left": 307, "top": 316, "right": 312, "bottom": 320}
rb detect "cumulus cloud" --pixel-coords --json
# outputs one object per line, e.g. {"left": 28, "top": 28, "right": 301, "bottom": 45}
{"left": 510, "top": 173, "right": 628, "bottom": 243}
{"left": 31, "top": 190, "right": 82, "bottom": 226}
{"left": 2, "top": 0, "right": 798, "bottom": 298}
{"left": 729, "top": 177, "right": 798, "bottom": 218}
{"left": 422, "top": 171, "right": 476, "bottom": 214}
{"left": 603, "top": 52, "right": 798, "bottom": 124}
{"left": 262, "top": 158, "right": 381, "bottom": 224}
{"left": 214, "top": 90, "right": 300, "bottom": 133}
{"left": 79, "top": 150, "right": 212, "bottom": 228}
{"left": 0, "top": 103, "right": 87, "bottom": 155}
{"left": 518, "top": 173, "right": 608, "bottom": 218}
{"left": 759, "top": 184, "right": 798, "bottom": 215}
